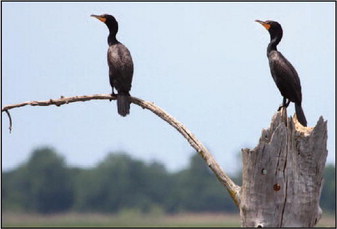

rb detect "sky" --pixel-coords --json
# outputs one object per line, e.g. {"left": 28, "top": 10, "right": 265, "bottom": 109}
{"left": 2, "top": 2, "right": 335, "bottom": 174}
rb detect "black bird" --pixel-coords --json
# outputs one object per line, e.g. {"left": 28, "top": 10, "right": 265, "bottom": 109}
{"left": 256, "top": 20, "right": 307, "bottom": 127}
{"left": 91, "top": 14, "right": 133, "bottom": 117}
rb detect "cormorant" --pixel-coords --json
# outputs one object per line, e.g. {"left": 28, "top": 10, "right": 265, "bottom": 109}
{"left": 91, "top": 14, "right": 133, "bottom": 117}
{"left": 256, "top": 20, "right": 307, "bottom": 127}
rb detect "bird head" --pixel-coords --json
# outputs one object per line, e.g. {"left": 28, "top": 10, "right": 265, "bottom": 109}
{"left": 256, "top": 20, "right": 283, "bottom": 41}
{"left": 91, "top": 14, "right": 118, "bottom": 34}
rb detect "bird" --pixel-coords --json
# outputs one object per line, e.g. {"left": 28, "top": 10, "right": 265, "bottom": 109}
{"left": 91, "top": 14, "right": 134, "bottom": 117}
{"left": 256, "top": 20, "right": 307, "bottom": 127}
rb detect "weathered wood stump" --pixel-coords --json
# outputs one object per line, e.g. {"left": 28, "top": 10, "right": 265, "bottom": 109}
{"left": 240, "top": 110, "right": 328, "bottom": 227}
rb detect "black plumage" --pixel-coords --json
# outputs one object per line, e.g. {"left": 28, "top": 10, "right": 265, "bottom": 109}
{"left": 92, "top": 14, "right": 133, "bottom": 117}
{"left": 256, "top": 20, "right": 307, "bottom": 126}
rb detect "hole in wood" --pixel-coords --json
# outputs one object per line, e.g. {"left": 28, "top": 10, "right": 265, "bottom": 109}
{"left": 261, "top": 168, "right": 267, "bottom": 175}
{"left": 273, "top": 184, "right": 281, "bottom": 191}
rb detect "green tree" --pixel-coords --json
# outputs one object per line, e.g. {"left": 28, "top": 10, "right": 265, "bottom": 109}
{"left": 320, "top": 164, "right": 335, "bottom": 213}
{"left": 168, "top": 153, "right": 237, "bottom": 213}
{"left": 3, "top": 165, "right": 32, "bottom": 211}
{"left": 73, "top": 152, "right": 171, "bottom": 213}
{"left": 3, "top": 147, "right": 74, "bottom": 213}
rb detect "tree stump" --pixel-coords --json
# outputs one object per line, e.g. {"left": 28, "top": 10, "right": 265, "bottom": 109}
{"left": 240, "top": 110, "right": 328, "bottom": 227}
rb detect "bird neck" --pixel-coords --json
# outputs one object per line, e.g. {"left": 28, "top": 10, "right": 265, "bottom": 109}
{"left": 267, "top": 33, "right": 282, "bottom": 53}
{"left": 108, "top": 33, "right": 119, "bottom": 46}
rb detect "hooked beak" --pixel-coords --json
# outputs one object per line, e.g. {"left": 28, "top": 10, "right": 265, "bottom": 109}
{"left": 255, "top": 20, "right": 271, "bottom": 30}
{"left": 91, "top": 14, "right": 107, "bottom": 23}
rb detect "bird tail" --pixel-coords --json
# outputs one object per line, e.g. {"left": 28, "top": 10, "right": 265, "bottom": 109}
{"left": 117, "top": 94, "right": 130, "bottom": 117}
{"left": 295, "top": 103, "right": 307, "bottom": 127}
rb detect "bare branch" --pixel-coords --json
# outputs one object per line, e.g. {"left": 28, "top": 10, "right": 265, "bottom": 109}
{"left": 2, "top": 93, "right": 241, "bottom": 206}
{"left": 4, "top": 110, "right": 13, "bottom": 133}
{"left": 1, "top": 94, "right": 115, "bottom": 111}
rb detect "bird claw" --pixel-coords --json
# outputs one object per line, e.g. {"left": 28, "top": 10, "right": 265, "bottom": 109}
{"left": 110, "top": 93, "right": 116, "bottom": 101}
{"left": 277, "top": 105, "right": 284, "bottom": 111}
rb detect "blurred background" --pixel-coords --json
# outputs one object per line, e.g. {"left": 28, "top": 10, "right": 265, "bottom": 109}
{"left": 2, "top": 2, "right": 335, "bottom": 227}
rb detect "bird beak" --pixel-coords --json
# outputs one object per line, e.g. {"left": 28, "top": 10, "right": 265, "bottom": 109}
{"left": 255, "top": 20, "right": 271, "bottom": 30}
{"left": 91, "top": 14, "right": 107, "bottom": 23}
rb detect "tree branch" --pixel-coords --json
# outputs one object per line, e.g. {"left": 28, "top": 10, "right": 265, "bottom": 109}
{"left": 4, "top": 110, "right": 13, "bottom": 133}
{"left": 2, "top": 93, "right": 241, "bottom": 206}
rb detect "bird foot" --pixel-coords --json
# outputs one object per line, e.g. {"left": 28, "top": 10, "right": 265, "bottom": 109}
{"left": 110, "top": 93, "right": 116, "bottom": 101}
{"left": 277, "top": 105, "right": 284, "bottom": 111}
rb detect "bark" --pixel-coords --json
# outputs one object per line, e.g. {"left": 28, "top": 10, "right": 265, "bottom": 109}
{"left": 240, "top": 109, "right": 328, "bottom": 227}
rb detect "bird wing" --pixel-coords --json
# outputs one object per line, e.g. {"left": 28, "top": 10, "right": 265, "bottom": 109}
{"left": 268, "top": 50, "right": 302, "bottom": 104}
{"left": 107, "top": 43, "right": 134, "bottom": 93}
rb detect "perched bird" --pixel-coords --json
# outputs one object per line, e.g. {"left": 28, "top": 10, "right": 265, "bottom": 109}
{"left": 256, "top": 20, "right": 307, "bottom": 127}
{"left": 91, "top": 14, "right": 134, "bottom": 117}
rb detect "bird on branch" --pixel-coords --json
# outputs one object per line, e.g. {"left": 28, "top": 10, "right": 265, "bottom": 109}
{"left": 91, "top": 14, "right": 134, "bottom": 117}
{"left": 256, "top": 20, "right": 307, "bottom": 127}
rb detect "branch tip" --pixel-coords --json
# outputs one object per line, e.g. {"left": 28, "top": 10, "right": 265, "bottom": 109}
{"left": 4, "top": 110, "right": 13, "bottom": 133}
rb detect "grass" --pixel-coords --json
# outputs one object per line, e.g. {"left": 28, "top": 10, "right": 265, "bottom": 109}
{"left": 2, "top": 211, "right": 335, "bottom": 227}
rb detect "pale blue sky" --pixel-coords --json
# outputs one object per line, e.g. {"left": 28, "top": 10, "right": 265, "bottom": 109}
{"left": 2, "top": 3, "right": 335, "bottom": 173}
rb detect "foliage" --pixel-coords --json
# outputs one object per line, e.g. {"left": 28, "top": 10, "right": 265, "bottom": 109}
{"left": 167, "top": 154, "right": 236, "bottom": 213}
{"left": 320, "top": 164, "right": 336, "bottom": 213}
{"left": 2, "top": 147, "right": 335, "bottom": 214}
{"left": 73, "top": 153, "right": 172, "bottom": 213}
{"left": 3, "top": 147, "right": 74, "bottom": 213}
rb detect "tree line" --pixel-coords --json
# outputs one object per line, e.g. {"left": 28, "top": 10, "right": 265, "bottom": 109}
{"left": 2, "top": 147, "right": 335, "bottom": 214}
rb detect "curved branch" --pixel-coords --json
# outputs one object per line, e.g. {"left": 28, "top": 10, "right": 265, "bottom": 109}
{"left": 2, "top": 93, "right": 241, "bottom": 206}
